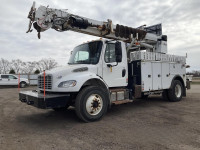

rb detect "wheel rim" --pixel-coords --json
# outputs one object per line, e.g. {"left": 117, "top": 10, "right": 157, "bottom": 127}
{"left": 175, "top": 84, "right": 182, "bottom": 98}
{"left": 86, "top": 94, "right": 103, "bottom": 116}
{"left": 21, "top": 83, "right": 25, "bottom": 88}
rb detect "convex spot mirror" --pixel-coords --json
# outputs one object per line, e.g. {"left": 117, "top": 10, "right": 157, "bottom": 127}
{"left": 115, "top": 41, "right": 122, "bottom": 62}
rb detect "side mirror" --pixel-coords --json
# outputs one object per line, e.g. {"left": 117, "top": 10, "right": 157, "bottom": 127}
{"left": 115, "top": 41, "right": 122, "bottom": 62}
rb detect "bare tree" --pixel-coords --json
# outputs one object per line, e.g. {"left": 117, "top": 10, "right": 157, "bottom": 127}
{"left": 38, "top": 58, "right": 58, "bottom": 71}
{"left": 11, "top": 59, "right": 23, "bottom": 73}
{"left": 0, "top": 58, "right": 10, "bottom": 74}
{"left": 192, "top": 70, "right": 200, "bottom": 77}
{"left": 0, "top": 61, "right": 2, "bottom": 74}
{"left": 21, "top": 61, "right": 36, "bottom": 74}
{"left": 35, "top": 62, "right": 43, "bottom": 72}
{"left": 0, "top": 58, "right": 58, "bottom": 74}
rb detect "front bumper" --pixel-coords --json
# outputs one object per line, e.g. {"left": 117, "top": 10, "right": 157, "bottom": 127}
{"left": 19, "top": 90, "right": 71, "bottom": 109}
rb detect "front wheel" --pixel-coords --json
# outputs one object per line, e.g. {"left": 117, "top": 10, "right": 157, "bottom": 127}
{"left": 168, "top": 80, "right": 183, "bottom": 102}
{"left": 20, "top": 82, "right": 27, "bottom": 88}
{"left": 75, "top": 86, "right": 109, "bottom": 122}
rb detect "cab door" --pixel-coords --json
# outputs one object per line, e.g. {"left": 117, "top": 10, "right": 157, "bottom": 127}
{"left": 102, "top": 42, "right": 128, "bottom": 87}
{"left": 8, "top": 75, "right": 18, "bottom": 85}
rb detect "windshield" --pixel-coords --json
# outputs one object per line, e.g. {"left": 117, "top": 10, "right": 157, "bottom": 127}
{"left": 68, "top": 41, "right": 103, "bottom": 64}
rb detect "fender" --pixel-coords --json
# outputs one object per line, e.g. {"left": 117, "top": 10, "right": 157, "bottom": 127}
{"left": 81, "top": 76, "right": 111, "bottom": 108}
{"left": 69, "top": 72, "right": 112, "bottom": 107}
{"left": 75, "top": 72, "right": 109, "bottom": 91}
{"left": 170, "top": 75, "right": 186, "bottom": 97}
{"left": 81, "top": 75, "right": 109, "bottom": 90}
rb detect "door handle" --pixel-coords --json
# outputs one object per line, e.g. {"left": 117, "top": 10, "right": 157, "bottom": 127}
{"left": 122, "top": 69, "right": 126, "bottom": 77}
{"left": 107, "top": 64, "right": 112, "bottom": 68}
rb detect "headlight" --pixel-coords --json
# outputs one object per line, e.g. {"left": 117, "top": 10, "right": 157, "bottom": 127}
{"left": 58, "top": 80, "right": 77, "bottom": 88}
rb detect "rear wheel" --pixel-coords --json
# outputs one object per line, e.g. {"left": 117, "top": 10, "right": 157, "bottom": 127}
{"left": 20, "top": 82, "right": 27, "bottom": 88}
{"left": 162, "top": 89, "right": 169, "bottom": 101}
{"left": 75, "top": 86, "right": 109, "bottom": 122}
{"left": 168, "top": 80, "right": 183, "bottom": 102}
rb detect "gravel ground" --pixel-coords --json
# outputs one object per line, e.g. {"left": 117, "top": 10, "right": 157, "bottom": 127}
{"left": 0, "top": 85, "right": 200, "bottom": 150}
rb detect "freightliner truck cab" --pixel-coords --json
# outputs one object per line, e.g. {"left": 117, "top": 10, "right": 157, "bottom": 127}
{"left": 41, "top": 40, "right": 128, "bottom": 93}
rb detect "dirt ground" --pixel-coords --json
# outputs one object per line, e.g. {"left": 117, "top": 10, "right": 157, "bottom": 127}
{"left": 0, "top": 85, "right": 200, "bottom": 150}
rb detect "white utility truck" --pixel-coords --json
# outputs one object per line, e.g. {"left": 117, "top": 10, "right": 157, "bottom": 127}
{"left": 19, "top": 2, "right": 190, "bottom": 122}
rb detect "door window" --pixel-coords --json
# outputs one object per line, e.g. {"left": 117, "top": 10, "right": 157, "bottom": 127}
{"left": 1, "top": 75, "right": 8, "bottom": 79}
{"left": 105, "top": 44, "right": 116, "bottom": 63}
{"left": 74, "top": 51, "right": 89, "bottom": 62}
{"left": 8, "top": 75, "right": 17, "bottom": 79}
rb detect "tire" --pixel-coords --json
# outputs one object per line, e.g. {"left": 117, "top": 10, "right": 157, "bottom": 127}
{"left": 75, "top": 86, "right": 109, "bottom": 122}
{"left": 20, "top": 82, "right": 27, "bottom": 88}
{"left": 162, "top": 89, "right": 169, "bottom": 101}
{"left": 168, "top": 80, "right": 183, "bottom": 102}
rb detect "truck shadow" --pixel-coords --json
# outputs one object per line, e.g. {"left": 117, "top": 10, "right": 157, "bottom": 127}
{"left": 16, "top": 107, "right": 81, "bottom": 129}
{"left": 0, "top": 85, "right": 34, "bottom": 89}
{"left": 16, "top": 95, "right": 170, "bottom": 128}
{"left": 0, "top": 85, "right": 18, "bottom": 89}
{"left": 107, "top": 95, "right": 172, "bottom": 116}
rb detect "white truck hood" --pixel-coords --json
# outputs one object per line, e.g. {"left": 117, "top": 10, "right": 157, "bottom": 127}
{"left": 44, "top": 64, "right": 98, "bottom": 77}
{"left": 38, "top": 64, "right": 100, "bottom": 92}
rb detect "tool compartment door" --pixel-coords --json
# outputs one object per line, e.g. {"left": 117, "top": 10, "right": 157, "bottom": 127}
{"left": 162, "top": 63, "right": 171, "bottom": 89}
{"left": 152, "top": 62, "right": 162, "bottom": 90}
{"left": 141, "top": 62, "right": 152, "bottom": 91}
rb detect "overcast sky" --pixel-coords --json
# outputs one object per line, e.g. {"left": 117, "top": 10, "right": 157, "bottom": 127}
{"left": 0, "top": 0, "right": 199, "bottom": 71}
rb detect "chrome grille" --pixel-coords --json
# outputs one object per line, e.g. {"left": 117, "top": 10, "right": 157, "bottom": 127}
{"left": 38, "top": 74, "right": 52, "bottom": 89}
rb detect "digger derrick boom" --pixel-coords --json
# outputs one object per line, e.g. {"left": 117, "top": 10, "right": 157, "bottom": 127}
{"left": 27, "top": 2, "right": 167, "bottom": 53}
{"left": 27, "top": 2, "right": 147, "bottom": 41}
